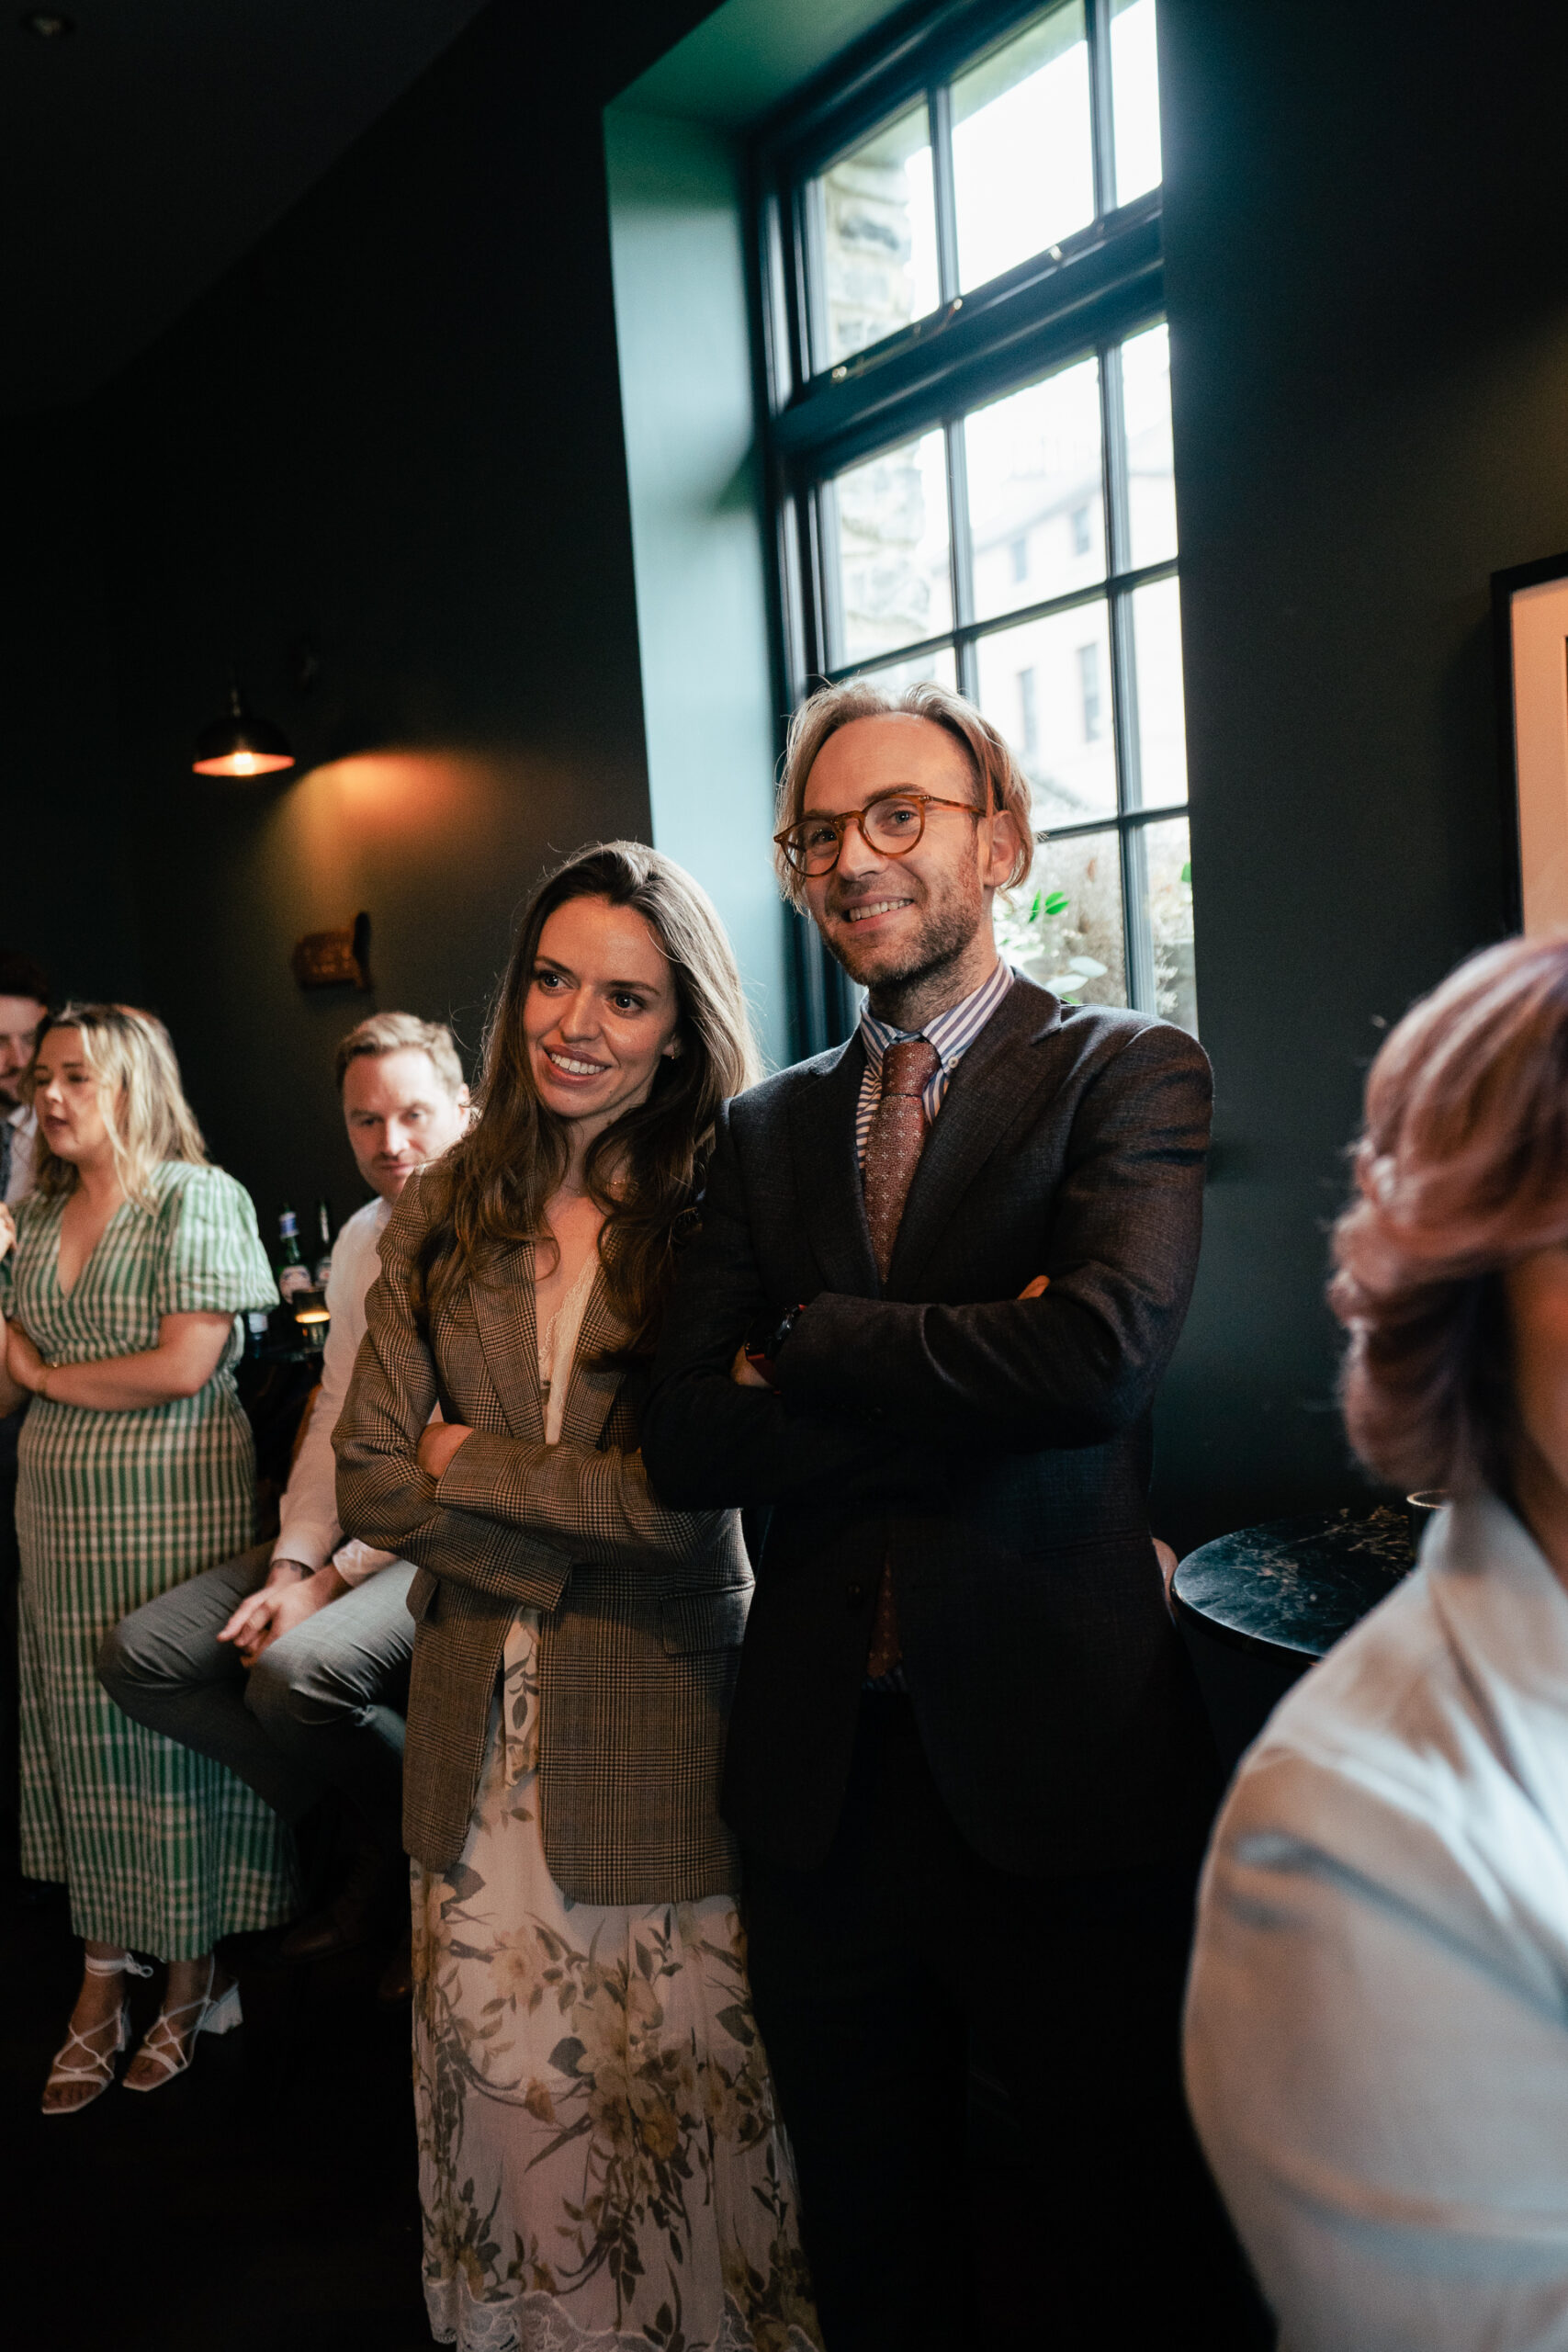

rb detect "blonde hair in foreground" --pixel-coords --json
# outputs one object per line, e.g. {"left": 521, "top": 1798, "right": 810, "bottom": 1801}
{"left": 29, "top": 1003, "right": 208, "bottom": 1207}
{"left": 1330, "top": 935, "right": 1568, "bottom": 1498}
{"left": 774, "top": 678, "right": 1035, "bottom": 908}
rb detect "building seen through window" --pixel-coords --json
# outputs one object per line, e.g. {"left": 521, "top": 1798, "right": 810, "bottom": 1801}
{"left": 756, "top": 0, "right": 1194, "bottom": 1041}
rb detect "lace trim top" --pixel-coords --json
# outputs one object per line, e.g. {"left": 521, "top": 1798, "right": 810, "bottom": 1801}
{"left": 536, "top": 1249, "right": 600, "bottom": 1447}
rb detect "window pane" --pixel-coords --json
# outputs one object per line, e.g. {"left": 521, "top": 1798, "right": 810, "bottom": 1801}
{"left": 851, "top": 644, "right": 958, "bottom": 694}
{"left": 1111, "top": 0, "right": 1162, "bottom": 206}
{"left": 810, "top": 104, "right": 939, "bottom": 371}
{"left": 1125, "top": 575, "right": 1187, "bottom": 807}
{"left": 1140, "top": 813, "right": 1197, "bottom": 1034}
{"left": 995, "top": 827, "right": 1127, "bottom": 1007}
{"left": 965, "top": 356, "right": 1104, "bottom": 623}
{"left": 826, "top": 429, "right": 952, "bottom": 668}
{"left": 975, "top": 600, "right": 1117, "bottom": 828}
{"left": 952, "top": 3, "right": 1093, "bottom": 295}
{"left": 1120, "top": 322, "right": 1177, "bottom": 568}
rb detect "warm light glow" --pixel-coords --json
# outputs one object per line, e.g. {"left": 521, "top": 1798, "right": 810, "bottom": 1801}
{"left": 294, "top": 1305, "right": 330, "bottom": 1326}
{"left": 192, "top": 748, "right": 296, "bottom": 777}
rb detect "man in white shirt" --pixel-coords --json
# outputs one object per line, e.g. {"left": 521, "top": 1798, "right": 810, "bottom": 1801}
{"left": 99, "top": 1012, "right": 470, "bottom": 1989}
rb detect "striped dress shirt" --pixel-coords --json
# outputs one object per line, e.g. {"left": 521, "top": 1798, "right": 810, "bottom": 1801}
{"left": 854, "top": 956, "right": 1015, "bottom": 1170}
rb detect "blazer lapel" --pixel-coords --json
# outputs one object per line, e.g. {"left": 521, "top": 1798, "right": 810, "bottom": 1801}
{"left": 472, "top": 1240, "right": 546, "bottom": 1442}
{"left": 558, "top": 1263, "right": 632, "bottom": 1449}
{"left": 788, "top": 1035, "right": 880, "bottom": 1298}
{"left": 887, "top": 979, "right": 1065, "bottom": 1295}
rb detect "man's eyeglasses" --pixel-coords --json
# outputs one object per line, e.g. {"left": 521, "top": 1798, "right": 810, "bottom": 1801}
{"left": 774, "top": 789, "right": 987, "bottom": 879}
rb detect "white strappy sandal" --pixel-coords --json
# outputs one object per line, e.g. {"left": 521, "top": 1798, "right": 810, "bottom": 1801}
{"left": 41, "top": 1949, "right": 153, "bottom": 2116}
{"left": 124, "top": 1956, "right": 243, "bottom": 2093}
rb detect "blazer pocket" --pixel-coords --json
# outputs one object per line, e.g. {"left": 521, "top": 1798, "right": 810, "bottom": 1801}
{"left": 660, "top": 1583, "right": 751, "bottom": 1656}
{"left": 406, "top": 1566, "right": 440, "bottom": 1623}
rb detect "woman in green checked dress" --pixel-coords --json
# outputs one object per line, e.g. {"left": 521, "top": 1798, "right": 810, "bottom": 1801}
{"left": 0, "top": 1004, "right": 295, "bottom": 2114}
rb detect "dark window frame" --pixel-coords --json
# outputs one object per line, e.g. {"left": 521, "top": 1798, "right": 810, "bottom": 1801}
{"left": 749, "top": 0, "right": 1180, "bottom": 1055}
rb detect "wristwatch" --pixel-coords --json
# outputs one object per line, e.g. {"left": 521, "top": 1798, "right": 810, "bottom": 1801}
{"left": 744, "top": 1303, "right": 806, "bottom": 1388}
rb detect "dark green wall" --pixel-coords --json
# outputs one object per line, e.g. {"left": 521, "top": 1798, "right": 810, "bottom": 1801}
{"left": 0, "top": 412, "right": 141, "bottom": 1004}
{"left": 1152, "top": 0, "right": 1568, "bottom": 1542}
{"left": 6, "top": 0, "right": 718, "bottom": 1227}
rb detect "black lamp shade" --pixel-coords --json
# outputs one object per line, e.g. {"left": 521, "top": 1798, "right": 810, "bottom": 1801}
{"left": 192, "top": 684, "right": 296, "bottom": 777}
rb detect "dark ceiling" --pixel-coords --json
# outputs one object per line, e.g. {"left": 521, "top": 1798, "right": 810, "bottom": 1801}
{"left": 0, "top": 0, "right": 494, "bottom": 419}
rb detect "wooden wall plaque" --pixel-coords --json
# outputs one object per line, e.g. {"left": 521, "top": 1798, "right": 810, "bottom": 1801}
{"left": 291, "top": 910, "right": 372, "bottom": 991}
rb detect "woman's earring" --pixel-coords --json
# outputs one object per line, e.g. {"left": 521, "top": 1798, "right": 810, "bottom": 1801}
{"left": 666, "top": 1036, "right": 683, "bottom": 1059}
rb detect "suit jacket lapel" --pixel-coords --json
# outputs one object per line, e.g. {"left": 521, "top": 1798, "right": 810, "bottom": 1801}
{"left": 788, "top": 1035, "right": 880, "bottom": 1298}
{"left": 888, "top": 979, "right": 1065, "bottom": 1295}
{"left": 558, "top": 1264, "right": 631, "bottom": 1449}
{"left": 472, "top": 1240, "right": 546, "bottom": 1442}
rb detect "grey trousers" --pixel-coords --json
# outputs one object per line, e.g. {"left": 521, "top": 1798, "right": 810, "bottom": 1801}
{"left": 98, "top": 1542, "right": 414, "bottom": 1855}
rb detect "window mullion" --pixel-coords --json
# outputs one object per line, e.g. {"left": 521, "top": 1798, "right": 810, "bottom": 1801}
{"left": 1100, "top": 334, "right": 1131, "bottom": 577}
{"left": 945, "top": 417, "right": 975, "bottom": 634}
{"left": 1100, "top": 325, "right": 1154, "bottom": 1011}
{"left": 1120, "top": 819, "right": 1155, "bottom": 1014}
{"left": 930, "top": 84, "right": 960, "bottom": 307}
{"left": 798, "top": 176, "right": 830, "bottom": 383}
{"left": 1085, "top": 0, "right": 1119, "bottom": 220}
{"left": 775, "top": 487, "right": 811, "bottom": 707}
{"left": 812, "top": 476, "right": 844, "bottom": 680}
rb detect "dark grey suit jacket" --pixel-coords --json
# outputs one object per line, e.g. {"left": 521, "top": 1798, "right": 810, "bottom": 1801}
{"left": 641, "top": 977, "right": 1218, "bottom": 1878}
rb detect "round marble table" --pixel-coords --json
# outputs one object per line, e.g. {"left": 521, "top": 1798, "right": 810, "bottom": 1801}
{"left": 1172, "top": 1504, "right": 1415, "bottom": 1771}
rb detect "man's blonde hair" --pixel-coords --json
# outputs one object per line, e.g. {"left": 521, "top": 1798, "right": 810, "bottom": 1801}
{"left": 30, "top": 1004, "right": 208, "bottom": 1206}
{"left": 334, "top": 1012, "right": 466, "bottom": 1098}
{"left": 773, "top": 679, "right": 1035, "bottom": 909}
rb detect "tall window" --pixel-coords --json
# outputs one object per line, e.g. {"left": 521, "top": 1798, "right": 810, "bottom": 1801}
{"left": 753, "top": 0, "right": 1195, "bottom": 1048}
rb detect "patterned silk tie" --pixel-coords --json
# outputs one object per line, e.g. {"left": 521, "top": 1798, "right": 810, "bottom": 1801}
{"left": 862, "top": 1035, "right": 941, "bottom": 1678}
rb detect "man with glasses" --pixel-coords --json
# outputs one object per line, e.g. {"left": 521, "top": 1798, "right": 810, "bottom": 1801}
{"left": 645, "top": 682, "right": 1236, "bottom": 2346}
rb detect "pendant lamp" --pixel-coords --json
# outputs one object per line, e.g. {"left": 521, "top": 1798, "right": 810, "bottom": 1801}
{"left": 192, "top": 683, "right": 296, "bottom": 777}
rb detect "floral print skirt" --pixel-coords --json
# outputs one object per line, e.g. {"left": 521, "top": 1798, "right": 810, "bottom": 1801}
{"left": 412, "top": 1609, "right": 822, "bottom": 2352}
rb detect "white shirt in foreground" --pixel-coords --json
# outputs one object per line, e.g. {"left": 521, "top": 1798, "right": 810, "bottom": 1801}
{"left": 273, "top": 1194, "right": 399, "bottom": 1587}
{"left": 1185, "top": 1490, "right": 1568, "bottom": 2352}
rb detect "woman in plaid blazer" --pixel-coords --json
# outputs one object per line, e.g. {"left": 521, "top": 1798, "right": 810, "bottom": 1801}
{"left": 334, "top": 842, "right": 820, "bottom": 2352}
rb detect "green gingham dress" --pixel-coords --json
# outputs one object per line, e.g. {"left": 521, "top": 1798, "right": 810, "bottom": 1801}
{"left": 3, "top": 1161, "right": 299, "bottom": 1957}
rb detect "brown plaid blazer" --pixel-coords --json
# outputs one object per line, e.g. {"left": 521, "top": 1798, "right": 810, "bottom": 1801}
{"left": 332, "top": 1182, "right": 750, "bottom": 1902}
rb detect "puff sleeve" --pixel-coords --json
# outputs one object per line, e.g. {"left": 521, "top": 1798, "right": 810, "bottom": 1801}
{"left": 152, "top": 1167, "right": 278, "bottom": 1321}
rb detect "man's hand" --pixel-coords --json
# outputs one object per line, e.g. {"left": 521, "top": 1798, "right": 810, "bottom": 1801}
{"left": 418, "top": 1420, "right": 474, "bottom": 1480}
{"left": 220, "top": 1561, "right": 347, "bottom": 1667}
{"left": 218, "top": 1556, "right": 310, "bottom": 1650}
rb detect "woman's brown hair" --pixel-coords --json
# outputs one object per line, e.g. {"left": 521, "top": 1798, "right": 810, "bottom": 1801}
{"left": 1330, "top": 936, "right": 1568, "bottom": 1496}
{"left": 411, "top": 842, "right": 761, "bottom": 1352}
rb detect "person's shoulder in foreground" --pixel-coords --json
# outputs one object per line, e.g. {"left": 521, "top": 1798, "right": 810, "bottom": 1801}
{"left": 1186, "top": 1488, "right": 1568, "bottom": 2352}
